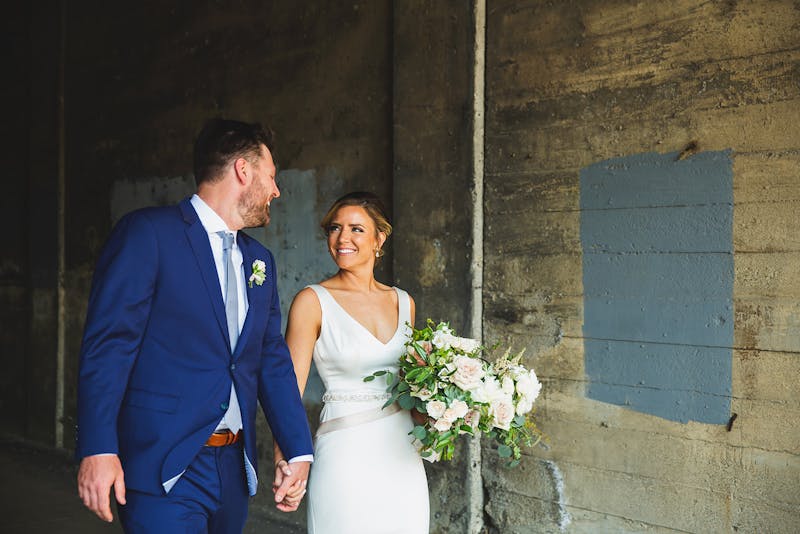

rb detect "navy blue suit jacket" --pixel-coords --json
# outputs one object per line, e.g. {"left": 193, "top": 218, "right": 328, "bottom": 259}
{"left": 76, "top": 198, "right": 313, "bottom": 496}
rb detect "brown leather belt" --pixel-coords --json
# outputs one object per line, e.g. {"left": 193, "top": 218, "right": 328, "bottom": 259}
{"left": 205, "top": 429, "right": 242, "bottom": 447}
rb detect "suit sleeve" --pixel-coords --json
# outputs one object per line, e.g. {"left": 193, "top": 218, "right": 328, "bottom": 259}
{"left": 257, "top": 251, "right": 314, "bottom": 459}
{"left": 76, "top": 211, "right": 158, "bottom": 458}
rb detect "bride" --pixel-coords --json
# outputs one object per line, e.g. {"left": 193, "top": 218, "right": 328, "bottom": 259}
{"left": 273, "top": 191, "right": 429, "bottom": 533}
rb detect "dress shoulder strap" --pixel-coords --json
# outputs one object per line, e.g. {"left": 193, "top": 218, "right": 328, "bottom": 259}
{"left": 306, "top": 284, "right": 331, "bottom": 311}
{"left": 394, "top": 286, "right": 411, "bottom": 327}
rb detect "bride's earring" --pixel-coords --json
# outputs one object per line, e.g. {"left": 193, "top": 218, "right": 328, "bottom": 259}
{"left": 375, "top": 249, "right": 380, "bottom": 258}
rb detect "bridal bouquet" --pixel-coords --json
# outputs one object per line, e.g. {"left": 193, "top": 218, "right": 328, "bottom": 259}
{"left": 364, "top": 320, "right": 543, "bottom": 466}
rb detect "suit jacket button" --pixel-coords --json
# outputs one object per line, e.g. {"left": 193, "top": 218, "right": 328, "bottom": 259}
{"left": 230, "top": 363, "right": 236, "bottom": 371}
{"left": 220, "top": 402, "right": 229, "bottom": 410}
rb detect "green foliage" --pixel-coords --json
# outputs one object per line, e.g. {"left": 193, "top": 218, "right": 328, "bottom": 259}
{"left": 362, "top": 319, "right": 545, "bottom": 466}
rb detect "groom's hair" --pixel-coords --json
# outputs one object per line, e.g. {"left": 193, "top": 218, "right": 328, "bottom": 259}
{"left": 193, "top": 118, "right": 275, "bottom": 186}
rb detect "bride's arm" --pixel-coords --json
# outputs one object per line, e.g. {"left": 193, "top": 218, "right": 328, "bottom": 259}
{"left": 273, "top": 287, "right": 321, "bottom": 505}
{"left": 285, "top": 287, "right": 322, "bottom": 396}
{"left": 409, "top": 294, "right": 416, "bottom": 328}
{"left": 407, "top": 294, "right": 428, "bottom": 426}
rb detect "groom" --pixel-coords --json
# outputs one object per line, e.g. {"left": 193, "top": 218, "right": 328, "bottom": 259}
{"left": 76, "top": 118, "right": 313, "bottom": 532}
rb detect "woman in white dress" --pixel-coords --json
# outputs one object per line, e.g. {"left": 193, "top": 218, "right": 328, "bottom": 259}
{"left": 273, "top": 192, "right": 429, "bottom": 533}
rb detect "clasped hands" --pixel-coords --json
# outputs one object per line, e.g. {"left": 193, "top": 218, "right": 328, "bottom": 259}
{"left": 79, "top": 454, "right": 309, "bottom": 522}
{"left": 273, "top": 459, "right": 310, "bottom": 512}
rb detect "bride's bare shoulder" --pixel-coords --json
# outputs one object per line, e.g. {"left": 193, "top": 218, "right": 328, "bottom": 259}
{"left": 291, "top": 286, "right": 322, "bottom": 313}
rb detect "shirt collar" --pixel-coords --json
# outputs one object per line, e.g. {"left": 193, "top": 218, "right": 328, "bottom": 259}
{"left": 190, "top": 194, "right": 237, "bottom": 240}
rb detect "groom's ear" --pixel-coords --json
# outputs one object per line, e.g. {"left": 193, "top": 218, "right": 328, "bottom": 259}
{"left": 233, "top": 157, "right": 250, "bottom": 186}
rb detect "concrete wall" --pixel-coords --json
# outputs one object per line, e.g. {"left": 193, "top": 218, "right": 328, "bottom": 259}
{"left": 0, "top": 4, "right": 33, "bottom": 435}
{"left": 394, "top": 2, "right": 477, "bottom": 531}
{"left": 3, "top": 1, "right": 799, "bottom": 533}
{"left": 483, "top": 1, "right": 800, "bottom": 532}
{"left": 4, "top": 2, "right": 394, "bottom": 531}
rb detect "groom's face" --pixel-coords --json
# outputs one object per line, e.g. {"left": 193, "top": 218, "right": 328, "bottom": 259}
{"left": 239, "top": 144, "right": 279, "bottom": 228}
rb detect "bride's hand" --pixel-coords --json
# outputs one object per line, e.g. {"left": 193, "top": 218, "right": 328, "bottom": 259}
{"left": 277, "top": 478, "right": 307, "bottom": 512}
{"left": 273, "top": 458, "right": 292, "bottom": 492}
{"left": 273, "top": 460, "right": 310, "bottom": 512}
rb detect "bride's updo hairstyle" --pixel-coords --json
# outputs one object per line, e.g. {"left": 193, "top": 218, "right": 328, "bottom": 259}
{"left": 321, "top": 192, "right": 393, "bottom": 257}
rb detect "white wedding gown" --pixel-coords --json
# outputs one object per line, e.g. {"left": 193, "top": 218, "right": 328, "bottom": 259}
{"left": 306, "top": 284, "right": 429, "bottom": 534}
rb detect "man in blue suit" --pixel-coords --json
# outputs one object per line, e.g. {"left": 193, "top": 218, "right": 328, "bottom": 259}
{"left": 76, "top": 119, "right": 313, "bottom": 532}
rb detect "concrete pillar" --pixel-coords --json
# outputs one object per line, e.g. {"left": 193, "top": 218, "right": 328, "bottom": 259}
{"left": 393, "top": 1, "right": 479, "bottom": 531}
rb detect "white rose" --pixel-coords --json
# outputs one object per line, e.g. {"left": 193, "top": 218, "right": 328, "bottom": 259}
{"left": 515, "top": 371, "right": 542, "bottom": 403}
{"left": 442, "top": 407, "right": 458, "bottom": 423}
{"left": 489, "top": 398, "right": 515, "bottom": 430}
{"left": 451, "top": 355, "right": 485, "bottom": 391}
{"left": 433, "top": 418, "right": 452, "bottom": 432}
{"left": 501, "top": 375, "right": 515, "bottom": 396}
{"left": 450, "top": 336, "right": 480, "bottom": 353}
{"left": 432, "top": 330, "right": 452, "bottom": 349}
{"left": 470, "top": 377, "right": 493, "bottom": 403}
{"left": 411, "top": 386, "right": 435, "bottom": 401}
{"left": 450, "top": 399, "right": 469, "bottom": 419}
{"left": 516, "top": 398, "right": 534, "bottom": 416}
{"left": 426, "top": 400, "right": 447, "bottom": 419}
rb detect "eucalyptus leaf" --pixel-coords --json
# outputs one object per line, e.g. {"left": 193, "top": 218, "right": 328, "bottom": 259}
{"left": 363, "top": 375, "right": 375, "bottom": 382}
{"left": 412, "top": 426, "right": 427, "bottom": 440}
{"left": 398, "top": 393, "right": 415, "bottom": 410}
{"left": 498, "top": 444, "right": 513, "bottom": 458}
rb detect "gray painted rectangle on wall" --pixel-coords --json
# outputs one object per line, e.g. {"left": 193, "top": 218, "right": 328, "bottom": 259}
{"left": 580, "top": 150, "right": 733, "bottom": 424}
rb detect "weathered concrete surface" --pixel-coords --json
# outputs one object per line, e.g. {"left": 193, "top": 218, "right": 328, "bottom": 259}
{"left": 0, "top": 4, "right": 32, "bottom": 435}
{"left": 484, "top": 1, "right": 800, "bottom": 532}
{"left": 6, "top": 1, "right": 800, "bottom": 533}
{"left": 393, "top": 1, "right": 477, "bottom": 532}
{"left": 10, "top": 1, "right": 394, "bottom": 531}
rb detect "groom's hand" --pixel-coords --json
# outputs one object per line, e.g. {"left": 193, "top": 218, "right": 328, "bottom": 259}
{"left": 273, "top": 460, "right": 309, "bottom": 512}
{"left": 77, "top": 454, "right": 127, "bottom": 522}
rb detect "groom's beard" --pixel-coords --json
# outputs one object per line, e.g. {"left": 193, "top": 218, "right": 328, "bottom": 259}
{"left": 239, "top": 181, "right": 271, "bottom": 228}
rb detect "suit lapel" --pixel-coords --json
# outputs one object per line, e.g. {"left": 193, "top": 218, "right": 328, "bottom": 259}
{"left": 181, "top": 199, "right": 229, "bottom": 349}
{"left": 234, "top": 238, "right": 269, "bottom": 357}
{"left": 236, "top": 237, "right": 259, "bottom": 360}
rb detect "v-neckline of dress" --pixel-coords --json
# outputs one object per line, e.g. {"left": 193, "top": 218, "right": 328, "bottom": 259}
{"left": 317, "top": 285, "right": 401, "bottom": 346}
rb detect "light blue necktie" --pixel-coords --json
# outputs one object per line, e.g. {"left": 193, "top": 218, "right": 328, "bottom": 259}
{"left": 218, "top": 231, "right": 239, "bottom": 351}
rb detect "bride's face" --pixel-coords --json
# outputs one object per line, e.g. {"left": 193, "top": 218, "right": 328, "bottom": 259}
{"left": 326, "top": 205, "right": 386, "bottom": 269}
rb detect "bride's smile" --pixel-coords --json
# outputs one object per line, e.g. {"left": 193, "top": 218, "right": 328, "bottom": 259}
{"left": 325, "top": 205, "right": 387, "bottom": 267}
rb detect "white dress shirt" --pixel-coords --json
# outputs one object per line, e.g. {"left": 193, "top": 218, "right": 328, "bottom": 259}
{"left": 191, "top": 195, "right": 312, "bottom": 465}
{"left": 191, "top": 195, "right": 246, "bottom": 435}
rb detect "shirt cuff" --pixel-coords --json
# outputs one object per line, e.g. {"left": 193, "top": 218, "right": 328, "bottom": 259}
{"left": 287, "top": 454, "right": 314, "bottom": 464}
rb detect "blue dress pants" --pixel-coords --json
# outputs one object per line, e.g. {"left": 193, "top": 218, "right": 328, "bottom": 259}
{"left": 119, "top": 442, "right": 249, "bottom": 534}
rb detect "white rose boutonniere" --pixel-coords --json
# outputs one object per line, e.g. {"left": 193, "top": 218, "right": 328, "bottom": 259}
{"left": 248, "top": 259, "right": 266, "bottom": 288}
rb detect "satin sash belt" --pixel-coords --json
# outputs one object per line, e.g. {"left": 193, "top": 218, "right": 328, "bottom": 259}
{"left": 316, "top": 403, "right": 401, "bottom": 437}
